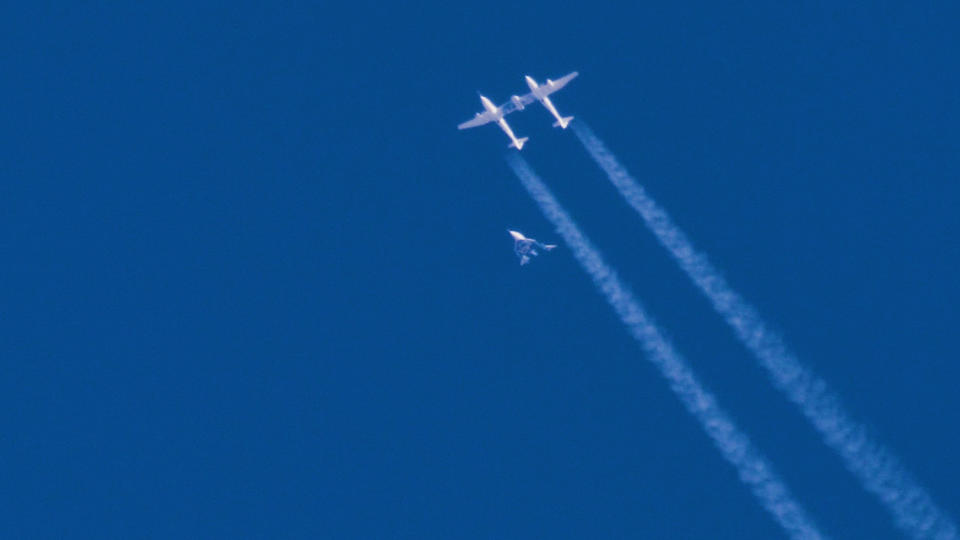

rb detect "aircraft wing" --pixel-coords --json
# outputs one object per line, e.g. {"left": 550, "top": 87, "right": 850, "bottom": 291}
{"left": 505, "top": 93, "right": 537, "bottom": 113}
{"left": 541, "top": 71, "right": 579, "bottom": 96}
{"left": 458, "top": 110, "right": 496, "bottom": 130}
{"left": 459, "top": 98, "right": 530, "bottom": 129}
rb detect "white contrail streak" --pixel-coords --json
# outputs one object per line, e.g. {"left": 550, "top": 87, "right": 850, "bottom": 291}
{"left": 507, "top": 154, "right": 825, "bottom": 540}
{"left": 572, "top": 121, "right": 957, "bottom": 540}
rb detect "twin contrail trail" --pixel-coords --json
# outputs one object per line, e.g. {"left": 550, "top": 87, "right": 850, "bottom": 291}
{"left": 507, "top": 154, "right": 825, "bottom": 540}
{"left": 571, "top": 121, "right": 957, "bottom": 540}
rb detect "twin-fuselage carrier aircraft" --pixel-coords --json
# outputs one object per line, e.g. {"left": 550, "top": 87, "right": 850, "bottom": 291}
{"left": 458, "top": 72, "right": 578, "bottom": 150}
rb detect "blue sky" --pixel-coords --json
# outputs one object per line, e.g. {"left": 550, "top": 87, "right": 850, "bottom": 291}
{"left": 3, "top": 2, "right": 959, "bottom": 538}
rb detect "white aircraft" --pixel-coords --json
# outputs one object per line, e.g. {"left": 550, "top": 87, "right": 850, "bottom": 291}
{"left": 511, "top": 71, "right": 578, "bottom": 129}
{"left": 458, "top": 95, "right": 529, "bottom": 150}
{"left": 509, "top": 230, "right": 557, "bottom": 266}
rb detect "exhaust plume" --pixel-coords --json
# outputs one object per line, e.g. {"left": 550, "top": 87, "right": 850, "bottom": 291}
{"left": 572, "top": 121, "right": 956, "bottom": 540}
{"left": 507, "top": 154, "right": 826, "bottom": 540}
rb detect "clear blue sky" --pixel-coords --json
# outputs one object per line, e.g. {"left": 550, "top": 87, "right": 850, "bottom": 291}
{"left": 3, "top": 2, "right": 959, "bottom": 538}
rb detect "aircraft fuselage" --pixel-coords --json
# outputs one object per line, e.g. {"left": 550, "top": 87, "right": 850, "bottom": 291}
{"left": 525, "top": 76, "right": 565, "bottom": 126}
{"left": 524, "top": 76, "right": 545, "bottom": 98}
{"left": 480, "top": 95, "right": 501, "bottom": 118}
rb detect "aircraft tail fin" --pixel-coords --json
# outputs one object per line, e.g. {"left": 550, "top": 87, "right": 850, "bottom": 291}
{"left": 510, "top": 137, "right": 529, "bottom": 150}
{"left": 553, "top": 116, "right": 573, "bottom": 129}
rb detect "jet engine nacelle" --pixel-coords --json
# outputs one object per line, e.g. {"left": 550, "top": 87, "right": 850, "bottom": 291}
{"left": 510, "top": 95, "right": 525, "bottom": 110}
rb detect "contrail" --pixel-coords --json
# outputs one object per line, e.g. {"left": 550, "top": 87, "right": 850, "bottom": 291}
{"left": 572, "top": 121, "right": 957, "bottom": 540}
{"left": 507, "top": 154, "right": 826, "bottom": 540}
